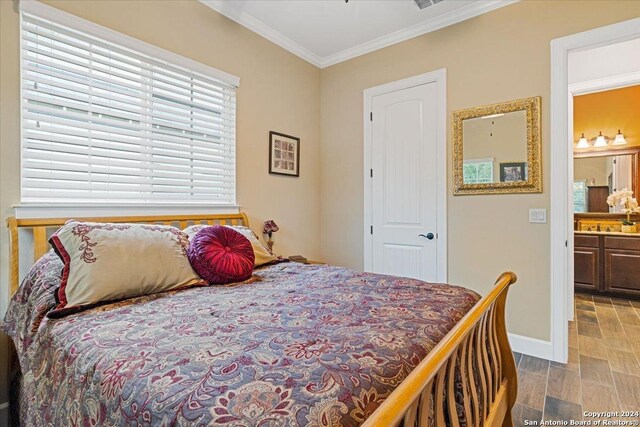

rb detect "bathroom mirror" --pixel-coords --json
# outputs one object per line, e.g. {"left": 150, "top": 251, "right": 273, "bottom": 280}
{"left": 573, "top": 147, "right": 640, "bottom": 213}
{"left": 453, "top": 96, "right": 542, "bottom": 195}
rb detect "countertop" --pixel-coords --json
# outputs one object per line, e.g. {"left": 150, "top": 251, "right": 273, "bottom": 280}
{"left": 575, "top": 230, "right": 640, "bottom": 236}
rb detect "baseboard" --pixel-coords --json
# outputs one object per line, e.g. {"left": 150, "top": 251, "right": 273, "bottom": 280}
{"left": 508, "top": 333, "right": 554, "bottom": 360}
{"left": 0, "top": 402, "right": 8, "bottom": 427}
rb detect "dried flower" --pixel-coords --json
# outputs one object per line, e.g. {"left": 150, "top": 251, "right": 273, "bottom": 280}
{"left": 263, "top": 220, "right": 279, "bottom": 236}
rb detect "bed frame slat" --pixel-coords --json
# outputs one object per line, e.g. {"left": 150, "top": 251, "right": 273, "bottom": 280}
{"left": 434, "top": 366, "right": 447, "bottom": 426}
{"left": 474, "top": 318, "right": 489, "bottom": 421}
{"left": 467, "top": 328, "right": 481, "bottom": 427}
{"left": 459, "top": 339, "right": 473, "bottom": 426}
{"left": 418, "top": 379, "right": 433, "bottom": 426}
{"left": 33, "top": 226, "right": 49, "bottom": 261}
{"left": 446, "top": 350, "right": 461, "bottom": 427}
{"left": 8, "top": 217, "right": 19, "bottom": 296}
{"left": 481, "top": 313, "right": 493, "bottom": 418}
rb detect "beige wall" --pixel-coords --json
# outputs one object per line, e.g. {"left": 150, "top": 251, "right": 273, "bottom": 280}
{"left": 574, "top": 157, "right": 610, "bottom": 187}
{"left": 320, "top": 0, "right": 640, "bottom": 341}
{"left": 0, "top": 0, "right": 321, "bottom": 406}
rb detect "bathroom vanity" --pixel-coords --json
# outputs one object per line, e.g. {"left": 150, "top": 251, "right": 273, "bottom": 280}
{"left": 572, "top": 145, "right": 640, "bottom": 300}
{"left": 575, "top": 230, "right": 640, "bottom": 300}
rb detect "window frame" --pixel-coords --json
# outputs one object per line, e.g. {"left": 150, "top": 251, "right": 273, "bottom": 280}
{"left": 17, "top": 0, "right": 240, "bottom": 215}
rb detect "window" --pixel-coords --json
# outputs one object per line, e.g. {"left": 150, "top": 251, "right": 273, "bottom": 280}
{"left": 463, "top": 159, "right": 494, "bottom": 184}
{"left": 573, "top": 180, "right": 587, "bottom": 213}
{"left": 20, "top": 5, "right": 239, "bottom": 205}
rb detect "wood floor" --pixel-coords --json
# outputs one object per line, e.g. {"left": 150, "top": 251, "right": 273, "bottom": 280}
{"left": 512, "top": 293, "right": 640, "bottom": 426}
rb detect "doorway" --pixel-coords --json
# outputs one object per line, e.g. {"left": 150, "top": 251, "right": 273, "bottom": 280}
{"left": 550, "top": 18, "right": 640, "bottom": 363}
{"left": 363, "top": 69, "right": 447, "bottom": 282}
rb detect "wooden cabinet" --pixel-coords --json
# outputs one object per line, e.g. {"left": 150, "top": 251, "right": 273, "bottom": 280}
{"left": 575, "top": 247, "right": 600, "bottom": 292}
{"left": 574, "top": 234, "right": 600, "bottom": 292}
{"left": 575, "top": 233, "right": 640, "bottom": 299}
{"left": 586, "top": 186, "right": 610, "bottom": 213}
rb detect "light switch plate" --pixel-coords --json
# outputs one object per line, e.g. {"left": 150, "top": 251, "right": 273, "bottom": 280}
{"left": 529, "top": 209, "right": 547, "bottom": 224}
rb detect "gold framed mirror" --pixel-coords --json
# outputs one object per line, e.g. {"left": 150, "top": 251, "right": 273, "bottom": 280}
{"left": 453, "top": 96, "right": 542, "bottom": 195}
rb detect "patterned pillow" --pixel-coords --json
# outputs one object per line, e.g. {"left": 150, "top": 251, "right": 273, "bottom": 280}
{"left": 183, "top": 225, "right": 279, "bottom": 267}
{"left": 187, "top": 226, "right": 255, "bottom": 285}
{"left": 48, "top": 221, "right": 205, "bottom": 318}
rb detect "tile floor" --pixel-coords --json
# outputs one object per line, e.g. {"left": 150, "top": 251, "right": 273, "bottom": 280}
{"left": 512, "top": 293, "right": 640, "bottom": 426}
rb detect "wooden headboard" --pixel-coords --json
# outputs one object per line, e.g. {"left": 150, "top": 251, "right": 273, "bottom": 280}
{"left": 6, "top": 212, "right": 249, "bottom": 296}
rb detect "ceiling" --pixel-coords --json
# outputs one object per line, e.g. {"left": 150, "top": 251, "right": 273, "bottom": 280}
{"left": 200, "top": 0, "right": 517, "bottom": 68}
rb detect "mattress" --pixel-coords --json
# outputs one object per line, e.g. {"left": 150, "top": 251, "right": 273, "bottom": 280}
{"left": 3, "top": 251, "right": 480, "bottom": 426}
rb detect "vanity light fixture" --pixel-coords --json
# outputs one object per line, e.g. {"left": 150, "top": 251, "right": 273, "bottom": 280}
{"left": 576, "top": 133, "right": 590, "bottom": 149}
{"left": 613, "top": 129, "right": 627, "bottom": 146}
{"left": 593, "top": 131, "right": 608, "bottom": 148}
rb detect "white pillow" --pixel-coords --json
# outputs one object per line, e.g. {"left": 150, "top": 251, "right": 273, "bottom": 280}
{"left": 49, "top": 221, "right": 204, "bottom": 317}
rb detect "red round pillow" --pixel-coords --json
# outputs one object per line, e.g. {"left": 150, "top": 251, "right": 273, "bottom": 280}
{"left": 188, "top": 226, "right": 255, "bottom": 285}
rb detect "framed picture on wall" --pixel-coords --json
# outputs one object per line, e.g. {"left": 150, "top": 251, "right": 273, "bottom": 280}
{"left": 269, "top": 131, "right": 300, "bottom": 177}
{"left": 499, "top": 162, "right": 527, "bottom": 182}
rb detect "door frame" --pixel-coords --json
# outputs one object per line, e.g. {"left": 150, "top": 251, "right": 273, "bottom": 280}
{"left": 550, "top": 18, "right": 640, "bottom": 362}
{"left": 566, "top": 72, "right": 640, "bottom": 323}
{"left": 363, "top": 68, "right": 447, "bottom": 282}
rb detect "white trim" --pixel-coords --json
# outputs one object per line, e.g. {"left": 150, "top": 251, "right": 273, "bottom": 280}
{"left": 13, "top": 204, "right": 240, "bottom": 219}
{"left": 320, "top": 1, "right": 517, "bottom": 68}
{"left": 199, "top": 0, "right": 516, "bottom": 69}
{"left": 363, "top": 69, "right": 448, "bottom": 283}
{"left": 199, "top": 0, "right": 322, "bottom": 68}
{"left": 568, "top": 71, "right": 640, "bottom": 96}
{"left": 508, "top": 333, "right": 554, "bottom": 360}
{"left": 567, "top": 90, "right": 575, "bottom": 322}
{"left": 550, "top": 17, "right": 640, "bottom": 363}
{"left": 19, "top": 0, "right": 240, "bottom": 87}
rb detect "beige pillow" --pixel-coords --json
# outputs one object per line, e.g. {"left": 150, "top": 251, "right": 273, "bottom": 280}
{"left": 183, "top": 225, "right": 279, "bottom": 267}
{"left": 49, "top": 221, "right": 204, "bottom": 317}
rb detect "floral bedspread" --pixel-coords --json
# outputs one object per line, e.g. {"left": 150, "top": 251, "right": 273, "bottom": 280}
{"left": 3, "top": 251, "right": 480, "bottom": 426}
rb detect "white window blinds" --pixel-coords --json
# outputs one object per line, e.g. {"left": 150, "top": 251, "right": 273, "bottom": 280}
{"left": 20, "top": 10, "right": 237, "bottom": 205}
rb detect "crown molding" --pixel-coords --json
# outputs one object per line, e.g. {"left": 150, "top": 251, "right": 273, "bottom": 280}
{"left": 320, "top": 0, "right": 518, "bottom": 68}
{"left": 200, "top": 0, "right": 518, "bottom": 69}
{"left": 199, "top": 0, "right": 323, "bottom": 67}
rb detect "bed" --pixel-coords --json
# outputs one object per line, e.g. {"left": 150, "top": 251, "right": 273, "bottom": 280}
{"left": 4, "top": 213, "right": 518, "bottom": 426}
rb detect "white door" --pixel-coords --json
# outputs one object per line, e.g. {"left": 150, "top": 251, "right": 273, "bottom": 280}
{"left": 613, "top": 155, "right": 632, "bottom": 192}
{"left": 370, "top": 82, "right": 438, "bottom": 281}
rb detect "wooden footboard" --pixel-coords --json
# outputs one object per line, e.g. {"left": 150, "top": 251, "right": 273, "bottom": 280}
{"left": 363, "top": 272, "right": 518, "bottom": 427}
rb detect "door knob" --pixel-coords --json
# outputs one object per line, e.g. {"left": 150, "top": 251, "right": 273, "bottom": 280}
{"left": 419, "top": 233, "right": 435, "bottom": 240}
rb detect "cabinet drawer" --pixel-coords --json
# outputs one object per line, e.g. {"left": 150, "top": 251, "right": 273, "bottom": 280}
{"left": 604, "top": 236, "right": 640, "bottom": 251}
{"left": 575, "top": 235, "right": 599, "bottom": 248}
